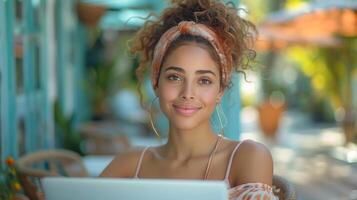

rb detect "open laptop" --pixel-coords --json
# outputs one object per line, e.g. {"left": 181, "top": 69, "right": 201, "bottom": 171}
{"left": 42, "top": 177, "right": 228, "bottom": 200}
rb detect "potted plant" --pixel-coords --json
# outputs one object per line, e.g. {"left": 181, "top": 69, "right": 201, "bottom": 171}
{"left": 83, "top": 61, "right": 119, "bottom": 120}
{"left": 257, "top": 52, "right": 287, "bottom": 138}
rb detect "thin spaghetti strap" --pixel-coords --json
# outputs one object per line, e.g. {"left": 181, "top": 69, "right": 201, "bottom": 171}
{"left": 224, "top": 140, "right": 245, "bottom": 180}
{"left": 204, "top": 135, "right": 222, "bottom": 180}
{"left": 134, "top": 147, "right": 149, "bottom": 178}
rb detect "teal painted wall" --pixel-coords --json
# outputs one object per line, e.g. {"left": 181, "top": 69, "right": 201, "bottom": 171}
{"left": 0, "top": 0, "right": 87, "bottom": 159}
{"left": 0, "top": 0, "right": 18, "bottom": 161}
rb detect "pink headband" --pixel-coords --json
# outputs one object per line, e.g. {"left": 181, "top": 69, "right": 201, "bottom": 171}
{"left": 151, "top": 21, "right": 232, "bottom": 88}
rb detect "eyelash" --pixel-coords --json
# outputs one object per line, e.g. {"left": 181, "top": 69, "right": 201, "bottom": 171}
{"left": 167, "top": 74, "right": 182, "bottom": 82}
{"left": 166, "top": 74, "right": 212, "bottom": 85}
{"left": 198, "top": 78, "right": 212, "bottom": 85}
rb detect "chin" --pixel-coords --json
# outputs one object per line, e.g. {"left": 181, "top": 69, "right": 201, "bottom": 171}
{"left": 168, "top": 116, "right": 208, "bottom": 131}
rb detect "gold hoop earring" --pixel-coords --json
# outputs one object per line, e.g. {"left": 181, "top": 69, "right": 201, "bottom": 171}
{"left": 149, "top": 96, "right": 161, "bottom": 140}
{"left": 216, "top": 103, "right": 228, "bottom": 136}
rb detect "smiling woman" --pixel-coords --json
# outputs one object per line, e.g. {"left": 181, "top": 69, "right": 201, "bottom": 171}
{"left": 157, "top": 43, "right": 221, "bottom": 130}
{"left": 100, "top": 0, "right": 278, "bottom": 199}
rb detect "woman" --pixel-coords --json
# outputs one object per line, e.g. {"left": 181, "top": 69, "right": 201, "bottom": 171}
{"left": 101, "top": 0, "right": 277, "bottom": 199}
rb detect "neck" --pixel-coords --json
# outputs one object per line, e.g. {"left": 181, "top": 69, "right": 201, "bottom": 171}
{"left": 160, "top": 121, "right": 219, "bottom": 162}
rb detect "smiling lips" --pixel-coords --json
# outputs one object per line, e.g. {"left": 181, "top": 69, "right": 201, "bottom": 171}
{"left": 173, "top": 104, "right": 201, "bottom": 116}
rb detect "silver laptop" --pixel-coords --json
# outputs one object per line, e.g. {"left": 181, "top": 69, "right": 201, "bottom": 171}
{"left": 42, "top": 177, "right": 228, "bottom": 200}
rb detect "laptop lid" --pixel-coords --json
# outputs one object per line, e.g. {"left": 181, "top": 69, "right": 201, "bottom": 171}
{"left": 42, "top": 177, "right": 228, "bottom": 200}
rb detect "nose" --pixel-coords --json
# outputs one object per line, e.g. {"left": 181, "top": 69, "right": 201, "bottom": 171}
{"left": 180, "top": 81, "right": 195, "bottom": 100}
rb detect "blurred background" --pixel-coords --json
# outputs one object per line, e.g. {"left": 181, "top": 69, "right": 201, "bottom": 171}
{"left": 0, "top": 0, "right": 356, "bottom": 199}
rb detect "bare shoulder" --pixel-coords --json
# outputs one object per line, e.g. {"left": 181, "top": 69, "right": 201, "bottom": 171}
{"left": 99, "top": 148, "right": 145, "bottom": 178}
{"left": 232, "top": 140, "right": 273, "bottom": 186}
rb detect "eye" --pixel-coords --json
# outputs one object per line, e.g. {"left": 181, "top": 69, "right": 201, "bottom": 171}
{"left": 198, "top": 78, "right": 212, "bottom": 85}
{"left": 167, "top": 74, "right": 182, "bottom": 82}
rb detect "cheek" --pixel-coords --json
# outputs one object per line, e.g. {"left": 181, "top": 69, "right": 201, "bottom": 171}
{"left": 157, "top": 83, "right": 180, "bottom": 106}
{"left": 200, "top": 90, "right": 219, "bottom": 108}
{"left": 197, "top": 87, "right": 219, "bottom": 110}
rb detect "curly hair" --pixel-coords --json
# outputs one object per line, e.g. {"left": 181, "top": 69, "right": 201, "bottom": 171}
{"left": 130, "top": 0, "right": 257, "bottom": 103}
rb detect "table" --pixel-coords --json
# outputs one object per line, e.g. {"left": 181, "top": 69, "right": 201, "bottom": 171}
{"left": 83, "top": 156, "right": 114, "bottom": 177}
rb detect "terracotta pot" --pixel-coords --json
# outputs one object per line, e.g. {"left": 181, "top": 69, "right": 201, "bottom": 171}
{"left": 258, "top": 101, "right": 285, "bottom": 138}
{"left": 92, "top": 99, "right": 108, "bottom": 121}
{"left": 76, "top": 3, "right": 106, "bottom": 27}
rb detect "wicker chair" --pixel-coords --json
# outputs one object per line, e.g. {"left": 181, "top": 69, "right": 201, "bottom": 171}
{"left": 15, "top": 149, "right": 89, "bottom": 200}
{"left": 81, "top": 131, "right": 131, "bottom": 155}
{"left": 273, "top": 175, "right": 297, "bottom": 200}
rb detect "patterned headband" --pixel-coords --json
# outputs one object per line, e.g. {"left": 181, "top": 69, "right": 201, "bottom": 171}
{"left": 151, "top": 21, "right": 232, "bottom": 88}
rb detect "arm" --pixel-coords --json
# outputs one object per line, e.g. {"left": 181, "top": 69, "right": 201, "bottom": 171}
{"left": 228, "top": 141, "right": 277, "bottom": 200}
{"left": 232, "top": 140, "right": 273, "bottom": 186}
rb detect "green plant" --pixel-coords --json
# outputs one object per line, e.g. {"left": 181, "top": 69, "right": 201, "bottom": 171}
{"left": 54, "top": 101, "right": 83, "bottom": 155}
{"left": 0, "top": 157, "right": 22, "bottom": 200}
{"left": 83, "top": 62, "right": 118, "bottom": 119}
{"left": 287, "top": 37, "right": 357, "bottom": 143}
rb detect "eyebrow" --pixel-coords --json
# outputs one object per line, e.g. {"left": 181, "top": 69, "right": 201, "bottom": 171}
{"left": 164, "top": 66, "right": 216, "bottom": 76}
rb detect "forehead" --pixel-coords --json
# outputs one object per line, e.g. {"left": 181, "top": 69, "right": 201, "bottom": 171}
{"left": 161, "top": 42, "right": 220, "bottom": 73}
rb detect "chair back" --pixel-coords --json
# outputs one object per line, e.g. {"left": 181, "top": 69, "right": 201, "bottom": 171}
{"left": 15, "top": 149, "right": 88, "bottom": 200}
{"left": 81, "top": 131, "right": 130, "bottom": 155}
{"left": 273, "top": 175, "right": 297, "bottom": 200}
